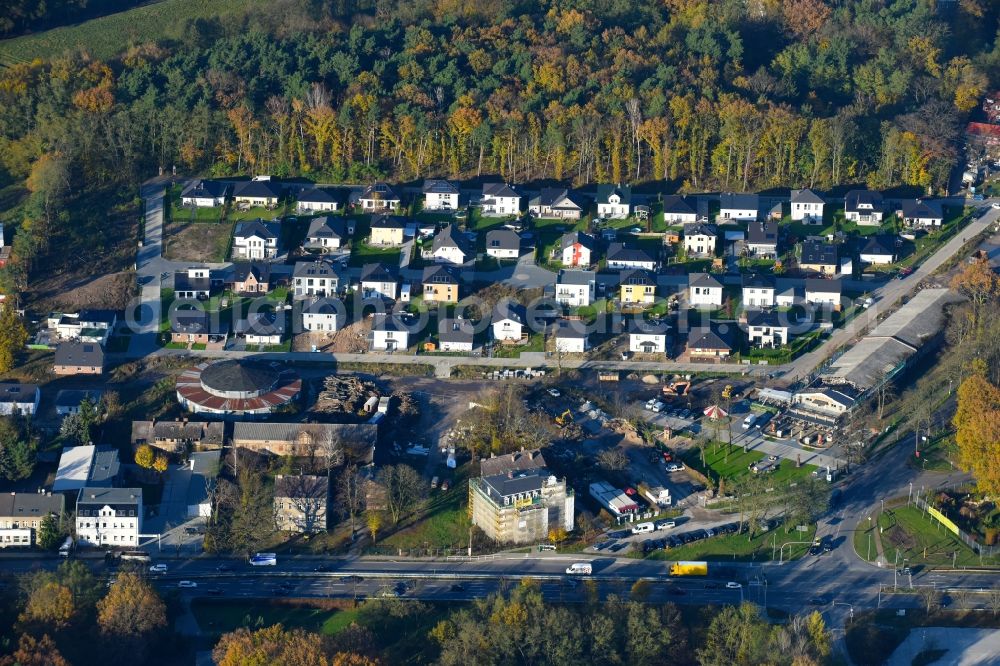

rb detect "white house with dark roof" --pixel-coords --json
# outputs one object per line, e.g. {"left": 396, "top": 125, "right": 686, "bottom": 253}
{"left": 744, "top": 310, "right": 790, "bottom": 348}
{"left": 0, "top": 383, "right": 39, "bottom": 416}
{"left": 741, "top": 274, "right": 775, "bottom": 308}
{"left": 628, "top": 319, "right": 669, "bottom": 354}
{"left": 606, "top": 242, "right": 657, "bottom": 270}
{"left": 799, "top": 240, "right": 838, "bottom": 275}
{"left": 304, "top": 216, "right": 348, "bottom": 251}
{"left": 237, "top": 310, "right": 286, "bottom": 346}
{"left": 438, "top": 318, "right": 475, "bottom": 352}
{"left": 687, "top": 324, "right": 734, "bottom": 361}
{"left": 174, "top": 267, "right": 211, "bottom": 300}
{"left": 370, "top": 314, "right": 410, "bottom": 351}
{"left": 431, "top": 224, "right": 474, "bottom": 265}
{"left": 358, "top": 182, "right": 401, "bottom": 211}
{"left": 301, "top": 298, "right": 343, "bottom": 332}
{"left": 555, "top": 270, "right": 596, "bottom": 307}
{"left": 233, "top": 220, "right": 279, "bottom": 259}
{"left": 296, "top": 186, "right": 340, "bottom": 213}
{"left": 554, "top": 319, "right": 590, "bottom": 353}
{"left": 662, "top": 195, "right": 699, "bottom": 224}
{"left": 595, "top": 184, "right": 631, "bottom": 219}
{"left": 181, "top": 179, "right": 230, "bottom": 207}
{"left": 422, "top": 179, "right": 460, "bottom": 210}
{"left": 805, "top": 278, "right": 843, "bottom": 309}
{"left": 293, "top": 260, "right": 342, "bottom": 300}
{"left": 360, "top": 263, "right": 399, "bottom": 300}
{"left": 683, "top": 222, "right": 717, "bottom": 257}
{"left": 481, "top": 183, "right": 522, "bottom": 216}
{"left": 75, "top": 487, "right": 143, "bottom": 547}
{"left": 560, "top": 231, "right": 596, "bottom": 267}
{"left": 719, "top": 193, "right": 759, "bottom": 221}
{"left": 790, "top": 188, "right": 824, "bottom": 222}
{"left": 858, "top": 235, "right": 897, "bottom": 265}
{"left": 746, "top": 221, "right": 778, "bottom": 258}
{"left": 529, "top": 188, "right": 584, "bottom": 219}
{"left": 485, "top": 229, "right": 521, "bottom": 259}
{"left": 233, "top": 177, "right": 283, "bottom": 207}
{"left": 492, "top": 300, "right": 526, "bottom": 341}
{"left": 845, "top": 190, "right": 884, "bottom": 226}
{"left": 688, "top": 273, "right": 724, "bottom": 307}
{"left": 899, "top": 199, "right": 943, "bottom": 228}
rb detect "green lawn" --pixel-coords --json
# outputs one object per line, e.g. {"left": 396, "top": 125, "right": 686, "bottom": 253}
{"left": 350, "top": 241, "right": 401, "bottom": 267}
{"left": 380, "top": 483, "right": 472, "bottom": 553}
{"left": 876, "top": 505, "right": 1000, "bottom": 568}
{"left": 0, "top": 0, "right": 271, "bottom": 63}
{"left": 228, "top": 205, "right": 284, "bottom": 222}
{"left": 682, "top": 445, "right": 818, "bottom": 486}
{"left": 192, "top": 600, "right": 360, "bottom": 637}
{"left": 494, "top": 332, "right": 544, "bottom": 358}
{"left": 646, "top": 524, "right": 816, "bottom": 562}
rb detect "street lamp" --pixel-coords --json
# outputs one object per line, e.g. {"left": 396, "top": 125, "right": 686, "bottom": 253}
{"left": 867, "top": 516, "right": 872, "bottom": 561}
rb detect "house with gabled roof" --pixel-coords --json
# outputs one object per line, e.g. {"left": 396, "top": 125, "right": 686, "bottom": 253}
{"left": 169, "top": 311, "right": 227, "bottom": 346}
{"left": 431, "top": 224, "right": 474, "bottom": 265}
{"left": 181, "top": 179, "right": 230, "bottom": 207}
{"left": 485, "top": 229, "right": 521, "bottom": 259}
{"left": 233, "top": 177, "right": 283, "bottom": 208}
{"left": 554, "top": 319, "right": 590, "bottom": 353}
{"left": 688, "top": 273, "right": 724, "bottom": 307}
{"left": 360, "top": 263, "right": 399, "bottom": 300}
{"left": 746, "top": 221, "right": 778, "bottom": 258}
{"left": 899, "top": 199, "right": 943, "bottom": 228}
{"left": 301, "top": 297, "right": 343, "bottom": 333}
{"left": 422, "top": 179, "right": 460, "bottom": 210}
{"left": 358, "top": 182, "right": 401, "bottom": 211}
{"left": 438, "top": 318, "right": 476, "bottom": 352}
{"left": 719, "top": 193, "right": 759, "bottom": 221}
{"left": 595, "top": 184, "right": 631, "bottom": 219}
{"left": 858, "top": 235, "right": 897, "bottom": 265}
{"left": 54, "top": 341, "right": 104, "bottom": 375}
{"left": 492, "top": 300, "right": 527, "bottom": 341}
{"left": 422, "top": 264, "right": 461, "bottom": 303}
{"left": 662, "top": 195, "right": 699, "bottom": 224}
{"left": 743, "top": 310, "right": 790, "bottom": 348}
{"left": 741, "top": 273, "right": 775, "bottom": 308}
{"left": 529, "top": 188, "right": 584, "bottom": 220}
{"left": 619, "top": 269, "right": 657, "bottom": 306}
{"left": 791, "top": 188, "right": 824, "bottom": 222}
{"left": 805, "top": 278, "right": 843, "bottom": 310}
{"left": 606, "top": 242, "right": 657, "bottom": 271}
{"left": 296, "top": 186, "right": 341, "bottom": 213}
{"left": 236, "top": 310, "right": 286, "bottom": 346}
{"left": 304, "top": 216, "right": 349, "bottom": 251}
{"left": 687, "top": 324, "right": 734, "bottom": 361}
{"left": 229, "top": 261, "right": 272, "bottom": 295}
{"left": 369, "top": 215, "right": 407, "bottom": 246}
{"left": 481, "top": 183, "right": 522, "bottom": 216}
{"left": 292, "top": 260, "right": 342, "bottom": 300}
{"left": 555, "top": 270, "right": 596, "bottom": 307}
{"left": 560, "top": 231, "right": 596, "bottom": 267}
{"left": 683, "top": 222, "right": 717, "bottom": 257}
{"left": 799, "top": 241, "right": 838, "bottom": 276}
{"left": 233, "top": 219, "right": 279, "bottom": 259}
{"left": 845, "top": 190, "right": 884, "bottom": 226}
{"left": 370, "top": 314, "right": 410, "bottom": 351}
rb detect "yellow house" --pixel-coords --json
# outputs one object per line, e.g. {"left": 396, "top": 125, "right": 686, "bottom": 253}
{"left": 422, "top": 265, "right": 460, "bottom": 303}
{"left": 370, "top": 215, "right": 406, "bottom": 246}
{"left": 619, "top": 269, "right": 656, "bottom": 306}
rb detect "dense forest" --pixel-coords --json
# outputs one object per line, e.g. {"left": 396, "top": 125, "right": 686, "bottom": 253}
{"left": 0, "top": 0, "right": 998, "bottom": 297}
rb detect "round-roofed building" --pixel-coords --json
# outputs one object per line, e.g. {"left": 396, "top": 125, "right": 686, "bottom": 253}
{"left": 176, "top": 360, "right": 301, "bottom": 417}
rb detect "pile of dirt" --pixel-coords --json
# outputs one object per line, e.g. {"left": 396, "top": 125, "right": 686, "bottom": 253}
{"left": 315, "top": 375, "right": 379, "bottom": 414}
{"left": 326, "top": 319, "right": 371, "bottom": 353}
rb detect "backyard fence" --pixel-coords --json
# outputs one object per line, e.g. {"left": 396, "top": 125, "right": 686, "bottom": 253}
{"left": 913, "top": 495, "right": 996, "bottom": 558}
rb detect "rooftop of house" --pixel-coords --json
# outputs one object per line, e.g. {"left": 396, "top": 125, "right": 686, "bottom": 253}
{"left": 360, "top": 182, "right": 401, "bottom": 201}
{"left": 859, "top": 234, "right": 896, "bottom": 256}
{"left": 439, "top": 317, "right": 475, "bottom": 343}
{"left": 233, "top": 179, "right": 283, "bottom": 199}
{"left": 745, "top": 309, "right": 788, "bottom": 328}
{"left": 804, "top": 278, "right": 843, "bottom": 294}
{"left": 485, "top": 228, "right": 521, "bottom": 250}
{"left": 557, "top": 269, "right": 596, "bottom": 285}
{"left": 606, "top": 242, "right": 655, "bottom": 263}
{"left": 720, "top": 192, "right": 759, "bottom": 210}
{"left": 0, "top": 383, "right": 39, "bottom": 404}
{"left": 234, "top": 219, "right": 279, "bottom": 240}
{"left": 529, "top": 187, "right": 582, "bottom": 210}
{"left": 482, "top": 183, "right": 521, "bottom": 199}
{"left": 231, "top": 261, "right": 272, "bottom": 284}
{"left": 296, "top": 186, "right": 340, "bottom": 204}
{"left": 595, "top": 184, "right": 632, "bottom": 205}
{"left": 432, "top": 224, "right": 474, "bottom": 255}
{"left": 899, "top": 199, "right": 941, "bottom": 219}
{"left": 0, "top": 492, "right": 65, "bottom": 519}
{"left": 370, "top": 214, "right": 408, "bottom": 229}
{"left": 293, "top": 259, "right": 341, "bottom": 279}
{"left": 683, "top": 221, "right": 717, "bottom": 237}
{"left": 742, "top": 273, "right": 775, "bottom": 289}
{"left": 54, "top": 341, "right": 104, "bottom": 367}
{"left": 76, "top": 487, "right": 142, "bottom": 507}
{"left": 422, "top": 263, "right": 461, "bottom": 284}
{"left": 306, "top": 216, "right": 348, "bottom": 239}
{"left": 845, "top": 189, "right": 884, "bottom": 212}
{"left": 422, "top": 179, "right": 460, "bottom": 195}
{"left": 747, "top": 221, "right": 778, "bottom": 245}
{"left": 360, "top": 262, "right": 398, "bottom": 282}
{"left": 689, "top": 272, "right": 724, "bottom": 289}
{"left": 619, "top": 268, "right": 656, "bottom": 285}
{"left": 560, "top": 231, "right": 596, "bottom": 251}
{"left": 493, "top": 300, "right": 526, "bottom": 324}
{"left": 480, "top": 448, "right": 548, "bottom": 476}
{"left": 662, "top": 194, "right": 697, "bottom": 216}
{"left": 302, "top": 297, "right": 340, "bottom": 315}
{"left": 555, "top": 319, "right": 589, "bottom": 339}
{"left": 791, "top": 188, "right": 825, "bottom": 205}
{"left": 181, "top": 179, "right": 230, "bottom": 199}
{"left": 801, "top": 240, "right": 838, "bottom": 265}
{"left": 274, "top": 474, "right": 329, "bottom": 500}
{"left": 688, "top": 324, "right": 734, "bottom": 351}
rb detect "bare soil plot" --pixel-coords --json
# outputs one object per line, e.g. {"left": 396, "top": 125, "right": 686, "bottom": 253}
{"left": 163, "top": 220, "right": 234, "bottom": 262}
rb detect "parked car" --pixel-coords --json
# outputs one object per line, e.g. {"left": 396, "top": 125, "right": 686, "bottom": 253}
{"left": 149, "top": 564, "right": 168, "bottom": 573}
{"left": 726, "top": 582, "right": 742, "bottom": 589}
{"left": 178, "top": 581, "right": 197, "bottom": 589}
{"left": 547, "top": 388, "right": 561, "bottom": 397}
{"left": 665, "top": 462, "right": 685, "bottom": 472}
{"left": 655, "top": 519, "right": 676, "bottom": 530}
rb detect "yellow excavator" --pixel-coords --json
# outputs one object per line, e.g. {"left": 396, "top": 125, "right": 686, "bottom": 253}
{"left": 555, "top": 410, "right": 573, "bottom": 428}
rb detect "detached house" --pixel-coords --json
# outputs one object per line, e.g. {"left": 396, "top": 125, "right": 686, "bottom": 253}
{"left": 719, "top": 193, "right": 760, "bottom": 221}
{"left": 859, "top": 235, "right": 897, "bottom": 265}
{"left": 899, "top": 199, "right": 943, "bottom": 228}
{"left": 800, "top": 241, "right": 838, "bottom": 276}
{"left": 662, "top": 195, "right": 699, "bottom": 224}
{"left": 0, "top": 383, "right": 39, "bottom": 416}
{"left": 744, "top": 310, "right": 790, "bottom": 348}
{"left": 791, "top": 188, "right": 825, "bottom": 222}
{"left": 369, "top": 215, "right": 407, "bottom": 246}
{"left": 229, "top": 262, "right": 271, "bottom": 295}
{"left": 438, "top": 318, "right": 475, "bottom": 352}
{"left": 422, "top": 264, "right": 461, "bottom": 303}
{"left": 746, "top": 221, "right": 779, "bottom": 258}
{"left": 233, "top": 220, "right": 279, "bottom": 259}
{"left": 274, "top": 475, "right": 329, "bottom": 533}
{"left": 554, "top": 319, "right": 590, "bottom": 353}
{"left": 358, "top": 182, "right": 401, "bottom": 211}
{"left": 619, "top": 269, "right": 657, "bottom": 306}
{"left": 741, "top": 274, "right": 775, "bottom": 308}
{"left": 845, "top": 190, "right": 884, "bottom": 226}
{"left": 75, "top": 487, "right": 142, "bottom": 548}
{"left": 595, "top": 184, "right": 632, "bottom": 219}
{"left": 560, "top": 231, "right": 596, "bottom": 267}
{"left": 529, "top": 188, "right": 584, "bottom": 220}
{"left": 431, "top": 224, "right": 474, "bottom": 265}
{"left": 687, "top": 324, "right": 734, "bottom": 361}
{"left": 628, "top": 319, "right": 669, "bottom": 355}
{"left": 370, "top": 314, "right": 410, "bottom": 351}
{"left": 296, "top": 187, "right": 340, "bottom": 213}
{"left": 169, "top": 311, "right": 226, "bottom": 346}
{"left": 237, "top": 310, "right": 286, "bottom": 346}
{"left": 304, "top": 217, "right": 349, "bottom": 252}
{"left": 360, "top": 263, "right": 399, "bottom": 300}
{"left": 54, "top": 341, "right": 104, "bottom": 375}
{"left": 485, "top": 229, "right": 521, "bottom": 259}
{"left": 805, "top": 278, "right": 843, "bottom": 309}
{"left": 555, "top": 270, "right": 596, "bottom": 308}
{"left": 683, "top": 222, "right": 717, "bottom": 257}
{"left": 293, "top": 260, "right": 342, "bottom": 300}
{"left": 606, "top": 243, "right": 657, "bottom": 271}
{"left": 233, "top": 177, "right": 282, "bottom": 208}
{"left": 174, "top": 267, "right": 211, "bottom": 300}
{"left": 492, "top": 301, "right": 526, "bottom": 341}
{"left": 423, "top": 179, "right": 460, "bottom": 210}
{"left": 301, "top": 297, "right": 343, "bottom": 333}
{"left": 181, "top": 179, "right": 230, "bottom": 207}
{"left": 481, "top": 183, "right": 522, "bottom": 217}
{"left": 688, "top": 273, "right": 724, "bottom": 307}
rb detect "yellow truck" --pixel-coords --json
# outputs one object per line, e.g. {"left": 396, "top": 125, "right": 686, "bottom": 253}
{"left": 669, "top": 561, "right": 708, "bottom": 576}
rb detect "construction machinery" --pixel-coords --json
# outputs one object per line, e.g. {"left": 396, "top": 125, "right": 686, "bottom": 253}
{"left": 555, "top": 410, "right": 573, "bottom": 428}
{"left": 662, "top": 381, "right": 690, "bottom": 398}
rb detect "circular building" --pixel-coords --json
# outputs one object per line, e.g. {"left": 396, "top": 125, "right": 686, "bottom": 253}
{"left": 176, "top": 360, "right": 301, "bottom": 417}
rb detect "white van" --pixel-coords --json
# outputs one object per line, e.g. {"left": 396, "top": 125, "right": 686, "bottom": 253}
{"left": 566, "top": 562, "right": 592, "bottom": 575}
{"left": 742, "top": 414, "right": 758, "bottom": 430}
{"left": 631, "top": 522, "right": 655, "bottom": 535}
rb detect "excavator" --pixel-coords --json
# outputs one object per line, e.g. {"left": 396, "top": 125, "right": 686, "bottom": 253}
{"left": 661, "top": 380, "right": 690, "bottom": 399}
{"left": 555, "top": 410, "right": 573, "bottom": 428}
